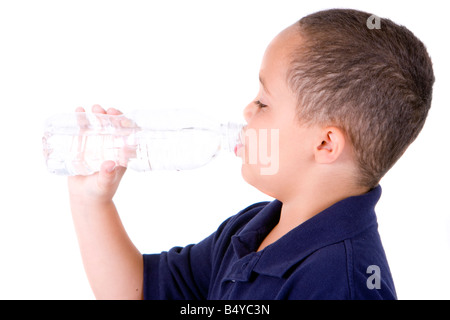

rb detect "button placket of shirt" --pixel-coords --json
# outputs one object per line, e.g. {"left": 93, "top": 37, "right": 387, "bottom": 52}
{"left": 225, "top": 252, "right": 262, "bottom": 282}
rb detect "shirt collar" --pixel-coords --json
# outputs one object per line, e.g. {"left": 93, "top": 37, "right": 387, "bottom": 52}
{"left": 232, "top": 185, "right": 382, "bottom": 278}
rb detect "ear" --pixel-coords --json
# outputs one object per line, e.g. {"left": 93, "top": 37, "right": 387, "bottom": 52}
{"left": 314, "top": 127, "right": 346, "bottom": 164}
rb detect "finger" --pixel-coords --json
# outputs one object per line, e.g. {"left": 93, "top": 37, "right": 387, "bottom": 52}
{"left": 116, "top": 109, "right": 138, "bottom": 128}
{"left": 108, "top": 108, "right": 125, "bottom": 132}
{"left": 97, "top": 160, "right": 117, "bottom": 188}
{"left": 73, "top": 109, "right": 89, "bottom": 171}
{"left": 106, "top": 108, "right": 123, "bottom": 129}
{"left": 75, "top": 106, "right": 89, "bottom": 128}
{"left": 91, "top": 104, "right": 110, "bottom": 128}
{"left": 92, "top": 104, "right": 106, "bottom": 114}
{"left": 119, "top": 142, "right": 136, "bottom": 167}
{"left": 107, "top": 107, "right": 123, "bottom": 115}
{"left": 97, "top": 161, "right": 126, "bottom": 190}
{"left": 103, "top": 108, "right": 136, "bottom": 165}
{"left": 101, "top": 160, "right": 116, "bottom": 174}
{"left": 115, "top": 165, "right": 127, "bottom": 180}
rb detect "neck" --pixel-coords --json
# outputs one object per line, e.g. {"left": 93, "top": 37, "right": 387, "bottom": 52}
{"left": 282, "top": 183, "right": 367, "bottom": 227}
{"left": 257, "top": 178, "right": 368, "bottom": 252}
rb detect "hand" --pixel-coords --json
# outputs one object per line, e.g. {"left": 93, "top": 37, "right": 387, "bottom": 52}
{"left": 67, "top": 105, "right": 127, "bottom": 205}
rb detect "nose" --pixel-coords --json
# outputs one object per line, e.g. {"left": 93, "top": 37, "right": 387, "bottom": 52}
{"left": 243, "top": 101, "right": 254, "bottom": 123}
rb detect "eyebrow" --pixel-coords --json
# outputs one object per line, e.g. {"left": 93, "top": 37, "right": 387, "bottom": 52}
{"left": 259, "top": 75, "right": 271, "bottom": 96}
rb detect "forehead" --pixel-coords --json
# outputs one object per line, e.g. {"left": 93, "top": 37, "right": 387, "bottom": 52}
{"left": 260, "top": 24, "right": 301, "bottom": 79}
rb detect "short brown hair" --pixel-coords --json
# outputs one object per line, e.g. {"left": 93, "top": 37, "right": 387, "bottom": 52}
{"left": 287, "top": 9, "right": 435, "bottom": 188}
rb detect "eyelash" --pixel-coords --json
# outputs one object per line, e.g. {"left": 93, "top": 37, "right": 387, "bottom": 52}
{"left": 254, "top": 100, "right": 268, "bottom": 108}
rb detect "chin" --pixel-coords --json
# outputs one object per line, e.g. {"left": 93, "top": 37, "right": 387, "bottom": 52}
{"left": 241, "top": 164, "right": 279, "bottom": 199}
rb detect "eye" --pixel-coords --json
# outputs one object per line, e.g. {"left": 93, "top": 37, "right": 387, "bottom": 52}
{"left": 254, "top": 100, "right": 268, "bottom": 108}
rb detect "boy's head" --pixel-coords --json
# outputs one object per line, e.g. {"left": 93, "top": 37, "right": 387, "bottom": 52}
{"left": 240, "top": 9, "right": 434, "bottom": 199}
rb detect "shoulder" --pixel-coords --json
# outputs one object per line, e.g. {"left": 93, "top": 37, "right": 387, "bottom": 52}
{"left": 279, "top": 242, "right": 351, "bottom": 299}
{"left": 280, "top": 235, "right": 396, "bottom": 300}
{"left": 348, "top": 229, "right": 397, "bottom": 299}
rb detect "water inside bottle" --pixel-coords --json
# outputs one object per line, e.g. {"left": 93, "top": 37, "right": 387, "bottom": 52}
{"left": 127, "top": 128, "right": 222, "bottom": 171}
{"left": 43, "top": 131, "right": 128, "bottom": 175}
{"left": 42, "top": 110, "right": 244, "bottom": 175}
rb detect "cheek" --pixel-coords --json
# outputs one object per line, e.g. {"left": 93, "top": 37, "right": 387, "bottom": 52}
{"left": 239, "top": 127, "right": 309, "bottom": 199}
{"left": 241, "top": 127, "right": 281, "bottom": 175}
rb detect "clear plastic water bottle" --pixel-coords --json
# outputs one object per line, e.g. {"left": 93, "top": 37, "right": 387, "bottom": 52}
{"left": 42, "top": 109, "right": 244, "bottom": 176}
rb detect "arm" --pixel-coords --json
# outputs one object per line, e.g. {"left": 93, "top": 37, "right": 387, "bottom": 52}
{"left": 68, "top": 105, "right": 143, "bottom": 300}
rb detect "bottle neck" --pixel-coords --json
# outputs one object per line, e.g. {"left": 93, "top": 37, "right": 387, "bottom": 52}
{"left": 220, "top": 122, "right": 244, "bottom": 152}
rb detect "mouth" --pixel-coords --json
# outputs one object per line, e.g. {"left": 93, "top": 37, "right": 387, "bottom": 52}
{"left": 233, "top": 125, "right": 246, "bottom": 157}
{"left": 234, "top": 143, "right": 244, "bottom": 156}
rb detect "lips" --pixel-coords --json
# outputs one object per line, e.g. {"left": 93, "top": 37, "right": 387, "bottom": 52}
{"left": 234, "top": 143, "right": 244, "bottom": 156}
{"left": 234, "top": 126, "right": 246, "bottom": 156}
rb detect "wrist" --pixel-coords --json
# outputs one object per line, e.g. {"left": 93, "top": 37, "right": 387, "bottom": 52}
{"left": 67, "top": 175, "right": 118, "bottom": 208}
{"left": 69, "top": 193, "right": 115, "bottom": 212}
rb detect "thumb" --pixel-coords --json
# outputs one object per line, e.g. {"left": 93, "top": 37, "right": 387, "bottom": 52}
{"left": 97, "top": 161, "right": 126, "bottom": 191}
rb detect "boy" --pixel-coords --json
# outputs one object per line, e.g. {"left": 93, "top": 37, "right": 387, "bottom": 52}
{"left": 68, "top": 9, "right": 434, "bottom": 299}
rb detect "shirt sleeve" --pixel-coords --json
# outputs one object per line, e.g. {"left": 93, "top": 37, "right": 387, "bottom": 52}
{"left": 142, "top": 202, "right": 269, "bottom": 300}
{"left": 143, "top": 232, "right": 215, "bottom": 300}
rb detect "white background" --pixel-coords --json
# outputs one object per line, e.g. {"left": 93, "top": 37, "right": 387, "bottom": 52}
{"left": 0, "top": 0, "right": 448, "bottom": 299}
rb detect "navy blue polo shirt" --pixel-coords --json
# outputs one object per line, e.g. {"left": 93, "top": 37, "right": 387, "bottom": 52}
{"left": 143, "top": 186, "right": 396, "bottom": 300}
